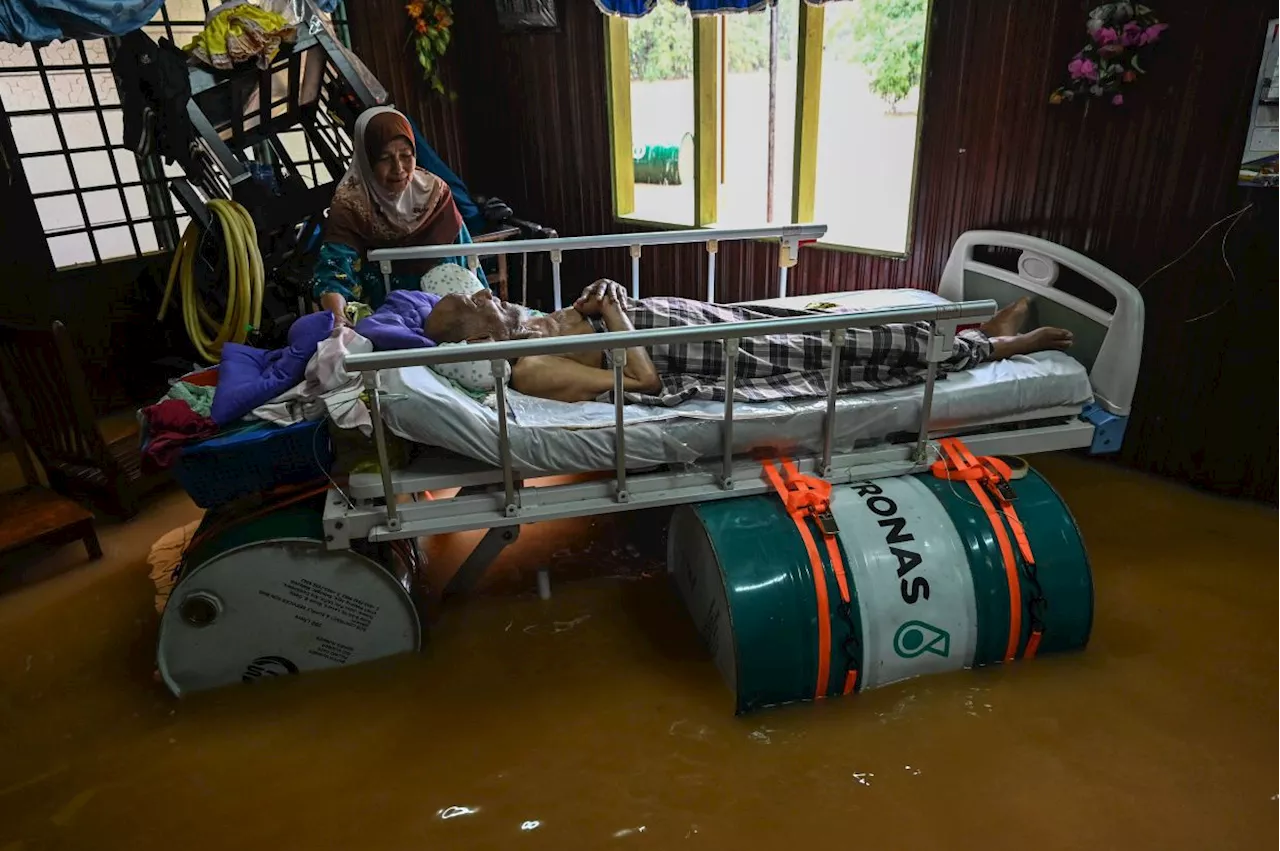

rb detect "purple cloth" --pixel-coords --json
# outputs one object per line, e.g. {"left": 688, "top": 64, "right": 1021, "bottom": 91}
{"left": 209, "top": 310, "right": 335, "bottom": 425}
{"left": 354, "top": 290, "right": 441, "bottom": 350}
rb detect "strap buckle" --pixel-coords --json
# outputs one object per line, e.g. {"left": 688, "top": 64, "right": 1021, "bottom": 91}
{"left": 815, "top": 511, "right": 839, "bottom": 537}
{"left": 763, "top": 457, "right": 836, "bottom": 533}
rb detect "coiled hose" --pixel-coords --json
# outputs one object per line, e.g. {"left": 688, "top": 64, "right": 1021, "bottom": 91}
{"left": 158, "top": 198, "right": 265, "bottom": 364}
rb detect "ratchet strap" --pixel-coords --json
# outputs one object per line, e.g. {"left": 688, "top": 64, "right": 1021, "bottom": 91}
{"left": 930, "top": 438, "right": 1044, "bottom": 661}
{"left": 761, "top": 457, "right": 858, "bottom": 699}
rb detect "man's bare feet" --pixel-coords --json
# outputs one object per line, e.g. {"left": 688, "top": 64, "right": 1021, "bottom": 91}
{"left": 990, "top": 326, "right": 1074, "bottom": 359}
{"left": 980, "top": 296, "right": 1032, "bottom": 337}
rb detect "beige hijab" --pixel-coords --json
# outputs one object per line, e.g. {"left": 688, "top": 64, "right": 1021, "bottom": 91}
{"left": 326, "top": 106, "right": 462, "bottom": 264}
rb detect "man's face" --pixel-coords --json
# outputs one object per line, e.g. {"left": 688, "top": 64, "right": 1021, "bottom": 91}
{"left": 427, "top": 289, "right": 522, "bottom": 343}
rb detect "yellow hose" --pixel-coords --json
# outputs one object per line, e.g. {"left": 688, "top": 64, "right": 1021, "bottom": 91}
{"left": 158, "top": 198, "right": 265, "bottom": 364}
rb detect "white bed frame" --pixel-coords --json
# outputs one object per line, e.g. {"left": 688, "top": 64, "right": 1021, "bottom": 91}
{"left": 323, "top": 226, "right": 1143, "bottom": 594}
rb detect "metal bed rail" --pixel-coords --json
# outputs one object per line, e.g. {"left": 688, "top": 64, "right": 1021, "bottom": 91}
{"left": 368, "top": 223, "right": 830, "bottom": 309}
{"left": 343, "top": 297, "right": 1000, "bottom": 535}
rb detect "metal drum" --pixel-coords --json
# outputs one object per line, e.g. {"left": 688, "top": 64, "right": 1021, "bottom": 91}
{"left": 632, "top": 132, "right": 695, "bottom": 185}
{"left": 158, "top": 502, "right": 422, "bottom": 696}
{"left": 668, "top": 467, "right": 1093, "bottom": 714}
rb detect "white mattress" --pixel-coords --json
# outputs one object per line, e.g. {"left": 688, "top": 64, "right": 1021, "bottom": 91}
{"left": 378, "top": 289, "right": 1093, "bottom": 475}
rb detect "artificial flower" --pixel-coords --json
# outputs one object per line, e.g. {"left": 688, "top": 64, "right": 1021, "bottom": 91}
{"left": 1068, "top": 56, "right": 1099, "bottom": 81}
{"left": 1139, "top": 22, "right": 1168, "bottom": 45}
{"left": 1051, "top": 3, "right": 1166, "bottom": 107}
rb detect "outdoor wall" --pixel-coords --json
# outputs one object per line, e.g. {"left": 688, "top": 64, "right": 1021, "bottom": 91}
{"left": 356, "top": 0, "right": 1277, "bottom": 501}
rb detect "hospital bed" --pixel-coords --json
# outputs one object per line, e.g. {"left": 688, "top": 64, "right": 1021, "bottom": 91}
{"left": 322, "top": 225, "right": 1144, "bottom": 594}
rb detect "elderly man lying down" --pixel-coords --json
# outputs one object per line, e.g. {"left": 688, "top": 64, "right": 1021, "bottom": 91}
{"left": 424, "top": 280, "right": 1073, "bottom": 407}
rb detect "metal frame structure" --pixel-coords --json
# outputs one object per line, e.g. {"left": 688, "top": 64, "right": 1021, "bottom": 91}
{"left": 169, "top": 2, "right": 381, "bottom": 244}
{"left": 0, "top": 1, "right": 353, "bottom": 271}
{"left": 323, "top": 228, "right": 1144, "bottom": 592}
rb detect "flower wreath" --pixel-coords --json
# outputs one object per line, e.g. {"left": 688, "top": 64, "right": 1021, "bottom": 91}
{"left": 405, "top": 0, "right": 454, "bottom": 97}
{"left": 1051, "top": 3, "right": 1168, "bottom": 106}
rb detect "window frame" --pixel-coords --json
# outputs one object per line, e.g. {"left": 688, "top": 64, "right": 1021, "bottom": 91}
{"left": 0, "top": 0, "right": 353, "bottom": 273}
{"left": 603, "top": 1, "right": 933, "bottom": 258}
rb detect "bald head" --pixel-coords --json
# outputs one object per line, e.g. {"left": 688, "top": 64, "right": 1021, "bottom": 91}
{"left": 425, "top": 290, "right": 523, "bottom": 344}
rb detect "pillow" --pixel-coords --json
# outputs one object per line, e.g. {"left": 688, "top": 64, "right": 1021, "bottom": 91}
{"left": 431, "top": 341, "right": 510, "bottom": 394}
{"left": 354, "top": 290, "right": 440, "bottom": 350}
{"left": 421, "top": 263, "right": 484, "bottom": 298}
{"left": 209, "top": 310, "right": 335, "bottom": 425}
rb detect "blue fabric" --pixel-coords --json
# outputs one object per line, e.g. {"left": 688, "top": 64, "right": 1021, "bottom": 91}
{"left": 311, "top": 221, "right": 488, "bottom": 308}
{"left": 209, "top": 310, "right": 335, "bottom": 426}
{"left": 0, "top": 0, "right": 164, "bottom": 45}
{"left": 592, "top": 0, "right": 774, "bottom": 17}
{"left": 405, "top": 115, "right": 487, "bottom": 236}
{"left": 354, "top": 290, "right": 442, "bottom": 351}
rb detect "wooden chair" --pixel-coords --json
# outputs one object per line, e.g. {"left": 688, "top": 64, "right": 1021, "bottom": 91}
{"left": 0, "top": 385, "right": 101, "bottom": 563}
{"left": 0, "top": 320, "right": 169, "bottom": 519}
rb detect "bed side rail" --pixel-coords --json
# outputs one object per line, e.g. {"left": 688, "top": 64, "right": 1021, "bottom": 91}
{"left": 344, "top": 297, "right": 997, "bottom": 534}
{"left": 368, "top": 223, "right": 829, "bottom": 310}
{"left": 938, "top": 230, "right": 1144, "bottom": 416}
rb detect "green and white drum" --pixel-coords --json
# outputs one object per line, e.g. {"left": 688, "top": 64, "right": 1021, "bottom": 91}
{"left": 668, "top": 467, "right": 1093, "bottom": 714}
{"left": 157, "top": 503, "right": 422, "bottom": 697}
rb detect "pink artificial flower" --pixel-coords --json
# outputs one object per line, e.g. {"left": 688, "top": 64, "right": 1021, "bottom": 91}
{"left": 1111, "top": 93, "right": 1124, "bottom": 106}
{"left": 1121, "top": 21, "right": 1143, "bottom": 46}
{"left": 1068, "top": 56, "right": 1099, "bottom": 82}
{"left": 1094, "top": 26, "right": 1119, "bottom": 45}
{"left": 1139, "top": 22, "right": 1168, "bottom": 45}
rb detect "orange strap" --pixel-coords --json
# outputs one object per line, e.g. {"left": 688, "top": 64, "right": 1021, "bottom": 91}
{"left": 930, "top": 438, "right": 1043, "bottom": 661}
{"left": 762, "top": 458, "right": 858, "bottom": 698}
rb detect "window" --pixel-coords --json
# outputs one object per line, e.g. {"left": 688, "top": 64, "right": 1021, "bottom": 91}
{"left": 0, "top": 0, "right": 352, "bottom": 270}
{"left": 0, "top": 39, "right": 167, "bottom": 268}
{"left": 605, "top": 0, "right": 930, "bottom": 255}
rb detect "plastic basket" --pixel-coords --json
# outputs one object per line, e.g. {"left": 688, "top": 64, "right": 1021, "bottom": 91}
{"left": 172, "top": 419, "right": 335, "bottom": 509}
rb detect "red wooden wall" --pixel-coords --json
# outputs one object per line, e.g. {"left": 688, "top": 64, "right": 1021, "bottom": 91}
{"left": 353, "top": 0, "right": 1278, "bottom": 501}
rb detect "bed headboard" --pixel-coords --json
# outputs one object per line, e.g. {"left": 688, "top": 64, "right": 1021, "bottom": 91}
{"left": 938, "top": 230, "right": 1144, "bottom": 416}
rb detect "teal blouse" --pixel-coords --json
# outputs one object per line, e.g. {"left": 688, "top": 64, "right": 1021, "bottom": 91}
{"left": 311, "top": 221, "right": 489, "bottom": 308}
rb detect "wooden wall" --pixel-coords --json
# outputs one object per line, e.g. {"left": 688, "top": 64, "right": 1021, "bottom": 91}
{"left": 351, "top": 0, "right": 1278, "bottom": 501}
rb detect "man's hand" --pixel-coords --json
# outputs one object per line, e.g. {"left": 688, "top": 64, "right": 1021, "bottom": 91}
{"left": 574, "top": 279, "right": 628, "bottom": 317}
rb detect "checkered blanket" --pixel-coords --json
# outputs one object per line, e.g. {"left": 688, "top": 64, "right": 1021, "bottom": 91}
{"left": 598, "top": 297, "right": 993, "bottom": 407}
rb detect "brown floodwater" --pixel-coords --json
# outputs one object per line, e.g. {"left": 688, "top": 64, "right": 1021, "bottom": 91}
{"left": 0, "top": 453, "right": 1275, "bottom": 850}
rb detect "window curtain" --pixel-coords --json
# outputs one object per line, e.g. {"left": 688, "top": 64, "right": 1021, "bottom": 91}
{"left": 593, "top": 0, "right": 842, "bottom": 18}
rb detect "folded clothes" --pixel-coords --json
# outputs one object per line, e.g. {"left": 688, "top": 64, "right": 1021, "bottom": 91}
{"left": 164, "top": 380, "right": 216, "bottom": 418}
{"left": 141, "top": 399, "right": 220, "bottom": 472}
{"left": 185, "top": 0, "right": 297, "bottom": 70}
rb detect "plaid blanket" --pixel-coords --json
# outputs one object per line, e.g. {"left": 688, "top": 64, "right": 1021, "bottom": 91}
{"left": 598, "top": 297, "right": 993, "bottom": 407}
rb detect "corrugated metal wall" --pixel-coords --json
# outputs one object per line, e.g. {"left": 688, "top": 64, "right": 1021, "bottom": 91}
{"left": 353, "top": 0, "right": 1278, "bottom": 501}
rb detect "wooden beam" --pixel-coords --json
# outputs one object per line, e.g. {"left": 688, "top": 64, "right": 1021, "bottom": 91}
{"left": 604, "top": 15, "right": 635, "bottom": 218}
{"left": 693, "top": 15, "right": 718, "bottom": 226}
{"left": 791, "top": 1, "right": 824, "bottom": 224}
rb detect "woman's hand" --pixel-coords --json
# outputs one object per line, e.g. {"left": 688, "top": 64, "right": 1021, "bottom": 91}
{"left": 574, "top": 279, "right": 628, "bottom": 317}
{"left": 320, "top": 292, "right": 352, "bottom": 326}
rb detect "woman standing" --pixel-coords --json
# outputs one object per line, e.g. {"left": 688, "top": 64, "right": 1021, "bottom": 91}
{"left": 312, "top": 106, "right": 484, "bottom": 320}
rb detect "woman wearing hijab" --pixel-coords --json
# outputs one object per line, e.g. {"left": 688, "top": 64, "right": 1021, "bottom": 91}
{"left": 312, "top": 106, "right": 484, "bottom": 319}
